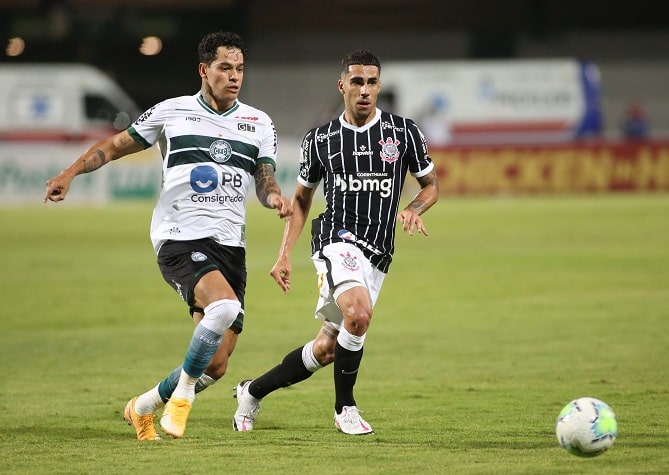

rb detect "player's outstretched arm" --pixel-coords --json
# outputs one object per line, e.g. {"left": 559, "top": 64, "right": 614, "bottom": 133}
{"left": 44, "top": 130, "right": 144, "bottom": 203}
{"left": 397, "top": 169, "right": 439, "bottom": 236}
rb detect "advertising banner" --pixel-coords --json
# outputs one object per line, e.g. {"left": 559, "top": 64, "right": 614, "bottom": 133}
{"left": 431, "top": 141, "right": 669, "bottom": 194}
{"left": 0, "top": 141, "right": 301, "bottom": 205}
{"left": 382, "top": 59, "right": 601, "bottom": 145}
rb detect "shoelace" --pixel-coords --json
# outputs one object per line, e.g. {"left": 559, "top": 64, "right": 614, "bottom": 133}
{"left": 342, "top": 407, "right": 363, "bottom": 424}
{"left": 243, "top": 403, "right": 260, "bottom": 420}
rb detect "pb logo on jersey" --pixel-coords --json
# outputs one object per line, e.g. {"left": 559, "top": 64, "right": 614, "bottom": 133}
{"left": 209, "top": 139, "right": 232, "bottom": 163}
{"left": 190, "top": 165, "right": 218, "bottom": 193}
{"left": 379, "top": 137, "right": 400, "bottom": 163}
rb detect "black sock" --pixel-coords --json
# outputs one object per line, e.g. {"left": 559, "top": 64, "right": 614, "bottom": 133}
{"left": 333, "top": 342, "right": 364, "bottom": 413}
{"left": 248, "top": 346, "right": 314, "bottom": 399}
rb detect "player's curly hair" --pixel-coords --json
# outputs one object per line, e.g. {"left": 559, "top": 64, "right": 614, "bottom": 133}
{"left": 340, "top": 50, "right": 381, "bottom": 75}
{"left": 198, "top": 31, "right": 246, "bottom": 65}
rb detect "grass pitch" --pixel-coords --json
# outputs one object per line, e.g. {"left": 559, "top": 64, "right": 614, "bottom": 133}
{"left": 1, "top": 194, "right": 668, "bottom": 474}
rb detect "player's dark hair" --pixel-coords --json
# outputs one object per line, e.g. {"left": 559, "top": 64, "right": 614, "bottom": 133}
{"left": 198, "top": 31, "right": 246, "bottom": 65}
{"left": 340, "top": 50, "right": 381, "bottom": 75}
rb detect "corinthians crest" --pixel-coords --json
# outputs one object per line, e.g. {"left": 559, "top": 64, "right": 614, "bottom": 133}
{"left": 379, "top": 137, "right": 400, "bottom": 163}
{"left": 340, "top": 252, "right": 360, "bottom": 271}
{"left": 209, "top": 139, "right": 232, "bottom": 163}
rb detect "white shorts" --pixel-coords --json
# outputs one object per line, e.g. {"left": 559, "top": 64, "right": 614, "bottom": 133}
{"left": 312, "top": 242, "right": 386, "bottom": 329}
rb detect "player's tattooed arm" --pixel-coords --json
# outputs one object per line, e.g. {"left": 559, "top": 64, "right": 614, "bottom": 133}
{"left": 81, "top": 132, "right": 141, "bottom": 173}
{"left": 44, "top": 130, "right": 143, "bottom": 203}
{"left": 82, "top": 149, "right": 107, "bottom": 173}
{"left": 397, "top": 169, "right": 439, "bottom": 235}
{"left": 408, "top": 169, "right": 439, "bottom": 215}
{"left": 254, "top": 163, "right": 292, "bottom": 218}
{"left": 254, "top": 163, "right": 282, "bottom": 207}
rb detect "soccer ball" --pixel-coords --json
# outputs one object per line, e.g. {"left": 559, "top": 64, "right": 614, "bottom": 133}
{"left": 555, "top": 397, "right": 617, "bottom": 457}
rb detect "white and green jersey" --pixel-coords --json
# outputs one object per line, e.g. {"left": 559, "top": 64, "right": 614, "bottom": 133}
{"left": 128, "top": 93, "right": 277, "bottom": 253}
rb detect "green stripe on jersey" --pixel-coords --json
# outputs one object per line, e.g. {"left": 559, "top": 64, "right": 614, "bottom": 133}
{"left": 127, "top": 126, "right": 152, "bottom": 148}
{"left": 167, "top": 135, "right": 260, "bottom": 172}
{"left": 170, "top": 135, "right": 258, "bottom": 157}
{"left": 168, "top": 150, "right": 255, "bottom": 173}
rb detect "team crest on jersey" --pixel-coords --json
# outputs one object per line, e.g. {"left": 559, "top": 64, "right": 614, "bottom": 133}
{"left": 340, "top": 252, "right": 360, "bottom": 271}
{"left": 379, "top": 137, "right": 401, "bottom": 163}
{"left": 209, "top": 140, "right": 232, "bottom": 163}
{"left": 191, "top": 252, "right": 208, "bottom": 262}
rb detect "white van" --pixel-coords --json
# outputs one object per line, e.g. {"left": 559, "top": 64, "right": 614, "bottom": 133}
{"left": 0, "top": 63, "right": 141, "bottom": 142}
{"left": 0, "top": 64, "right": 159, "bottom": 205}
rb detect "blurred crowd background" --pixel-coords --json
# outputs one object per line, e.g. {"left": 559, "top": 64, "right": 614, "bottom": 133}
{"left": 2, "top": 0, "right": 668, "bottom": 140}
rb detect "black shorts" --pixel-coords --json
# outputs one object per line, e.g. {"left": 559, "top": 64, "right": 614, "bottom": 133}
{"left": 157, "top": 238, "right": 246, "bottom": 333}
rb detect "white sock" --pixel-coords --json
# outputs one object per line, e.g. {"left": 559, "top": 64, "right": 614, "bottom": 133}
{"left": 337, "top": 326, "right": 366, "bottom": 351}
{"left": 302, "top": 340, "right": 323, "bottom": 372}
{"left": 171, "top": 369, "right": 198, "bottom": 402}
{"left": 134, "top": 385, "right": 164, "bottom": 416}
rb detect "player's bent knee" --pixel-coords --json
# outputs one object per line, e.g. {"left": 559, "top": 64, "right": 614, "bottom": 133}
{"left": 345, "top": 312, "right": 371, "bottom": 335}
{"left": 339, "top": 303, "right": 372, "bottom": 334}
{"left": 201, "top": 299, "right": 241, "bottom": 335}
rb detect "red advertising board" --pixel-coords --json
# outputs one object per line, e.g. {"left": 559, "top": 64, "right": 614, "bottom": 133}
{"left": 431, "top": 140, "right": 669, "bottom": 194}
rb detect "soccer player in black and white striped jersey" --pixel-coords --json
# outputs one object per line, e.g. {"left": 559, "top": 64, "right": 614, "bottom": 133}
{"left": 233, "top": 50, "right": 439, "bottom": 435}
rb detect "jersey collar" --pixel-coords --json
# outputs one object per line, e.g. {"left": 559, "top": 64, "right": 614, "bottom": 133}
{"left": 338, "top": 108, "right": 381, "bottom": 132}
{"left": 197, "top": 94, "right": 240, "bottom": 116}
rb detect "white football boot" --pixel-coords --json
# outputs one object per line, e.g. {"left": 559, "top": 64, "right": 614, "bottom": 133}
{"left": 334, "top": 406, "right": 374, "bottom": 435}
{"left": 232, "top": 380, "right": 261, "bottom": 431}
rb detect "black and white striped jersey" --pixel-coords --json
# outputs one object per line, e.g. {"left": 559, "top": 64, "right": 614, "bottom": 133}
{"left": 299, "top": 108, "right": 434, "bottom": 273}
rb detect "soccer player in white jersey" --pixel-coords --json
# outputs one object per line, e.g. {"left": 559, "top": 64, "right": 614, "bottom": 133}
{"left": 233, "top": 50, "right": 439, "bottom": 434}
{"left": 44, "top": 31, "right": 292, "bottom": 440}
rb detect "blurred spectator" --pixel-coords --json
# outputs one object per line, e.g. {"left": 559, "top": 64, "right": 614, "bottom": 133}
{"left": 622, "top": 102, "right": 649, "bottom": 140}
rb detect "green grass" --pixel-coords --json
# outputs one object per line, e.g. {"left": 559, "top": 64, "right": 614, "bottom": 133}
{"left": 1, "top": 194, "right": 668, "bottom": 474}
